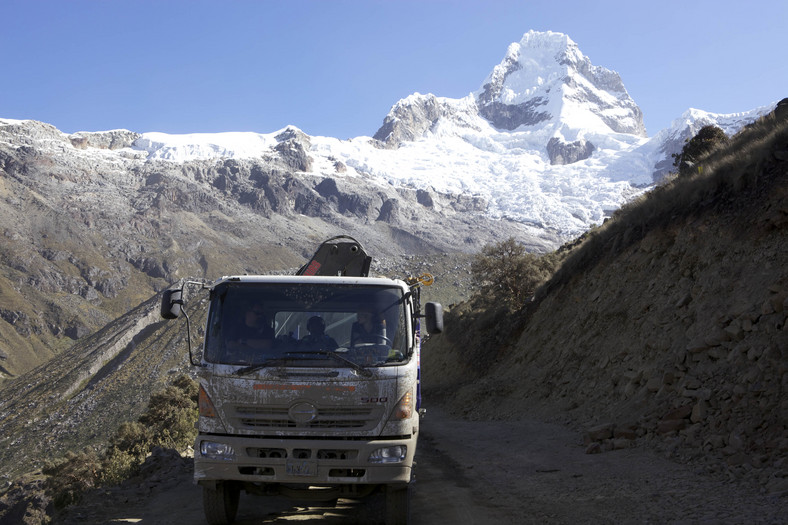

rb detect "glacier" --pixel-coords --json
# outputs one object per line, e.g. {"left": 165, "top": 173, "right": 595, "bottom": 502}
{"left": 3, "top": 31, "right": 777, "bottom": 239}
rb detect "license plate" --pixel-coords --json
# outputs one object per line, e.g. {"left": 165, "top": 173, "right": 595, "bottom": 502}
{"left": 286, "top": 459, "right": 317, "bottom": 477}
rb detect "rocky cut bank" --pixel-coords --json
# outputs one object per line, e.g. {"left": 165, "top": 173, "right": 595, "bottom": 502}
{"left": 424, "top": 102, "right": 788, "bottom": 496}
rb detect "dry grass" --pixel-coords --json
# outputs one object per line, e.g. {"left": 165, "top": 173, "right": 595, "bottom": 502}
{"left": 536, "top": 111, "right": 788, "bottom": 304}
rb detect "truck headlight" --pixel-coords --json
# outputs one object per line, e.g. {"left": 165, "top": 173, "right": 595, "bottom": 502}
{"left": 200, "top": 441, "right": 235, "bottom": 461}
{"left": 368, "top": 445, "right": 406, "bottom": 464}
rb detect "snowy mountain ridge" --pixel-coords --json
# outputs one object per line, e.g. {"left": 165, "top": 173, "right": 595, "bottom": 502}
{"left": 649, "top": 104, "right": 778, "bottom": 179}
{"left": 3, "top": 31, "right": 777, "bottom": 239}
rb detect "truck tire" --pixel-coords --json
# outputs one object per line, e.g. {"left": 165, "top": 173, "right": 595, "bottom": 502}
{"left": 385, "top": 485, "right": 410, "bottom": 525}
{"left": 203, "top": 482, "right": 240, "bottom": 525}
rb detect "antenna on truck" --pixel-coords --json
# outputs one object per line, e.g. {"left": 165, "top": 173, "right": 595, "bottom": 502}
{"left": 296, "top": 235, "right": 372, "bottom": 277}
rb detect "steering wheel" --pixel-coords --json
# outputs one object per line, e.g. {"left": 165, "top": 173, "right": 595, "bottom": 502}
{"left": 351, "top": 335, "right": 393, "bottom": 348}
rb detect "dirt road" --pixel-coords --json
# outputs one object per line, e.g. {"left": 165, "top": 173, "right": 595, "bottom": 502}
{"left": 56, "top": 406, "right": 785, "bottom": 524}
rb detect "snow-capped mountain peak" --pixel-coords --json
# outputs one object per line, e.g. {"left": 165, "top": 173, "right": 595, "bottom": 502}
{"left": 474, "top": 30, "right": 645, "bottom": 137}
{"left": 477, "top": 30, "right": 578, "bottom": 108}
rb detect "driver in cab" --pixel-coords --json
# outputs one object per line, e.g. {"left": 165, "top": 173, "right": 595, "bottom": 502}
{"left": 225, "top": 303, "right": 274, "bottom": 363}
{"left": 350, "top": 308, "right": 392, "bottom": 363}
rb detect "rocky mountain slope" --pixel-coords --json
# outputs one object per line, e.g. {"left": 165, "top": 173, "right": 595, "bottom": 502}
{"left": 0, "top": 294, "right": 187, "bottom": 481}
{"left": 0, "top": 117, "right": 543, "bottom": 381}
{"left": 424, "top": 102, "right": 788, "bottom": 494}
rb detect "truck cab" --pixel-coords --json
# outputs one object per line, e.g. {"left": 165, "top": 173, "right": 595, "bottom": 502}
{"left": 161, "top": 237, "right": 442, "bottom": 525}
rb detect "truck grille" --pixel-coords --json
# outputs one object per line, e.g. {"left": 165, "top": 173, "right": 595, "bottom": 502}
{"left": 232, "top": 404, "right": 382, "bottom": 431}
{"left": 245, "top": 447, "right": 359, "bottom": 460}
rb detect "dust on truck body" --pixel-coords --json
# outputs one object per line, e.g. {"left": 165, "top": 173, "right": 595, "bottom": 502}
{"left": 160, "top": 236, "right": 443, "bottom": 525}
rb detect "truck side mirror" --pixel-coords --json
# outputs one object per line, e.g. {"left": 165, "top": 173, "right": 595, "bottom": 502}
{"left": 424, "top": 302, "right": 443, "bottom": 334}
{"left": 160, "top": 288, "right": 183, "bottom": 319}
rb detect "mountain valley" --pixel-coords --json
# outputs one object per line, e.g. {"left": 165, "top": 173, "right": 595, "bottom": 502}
{"left": 0, "top": 29, "right": 785, "bottom": 523}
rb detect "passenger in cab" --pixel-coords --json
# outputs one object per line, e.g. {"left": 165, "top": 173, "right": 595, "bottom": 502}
{"left": 300, "top": 316, "right": 338, "bottom": 351}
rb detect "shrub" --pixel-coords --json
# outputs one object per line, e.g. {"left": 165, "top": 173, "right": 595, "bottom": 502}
{"left": 100, "top": 421, "right": 152, "bottom": 485}
{"left": 43, "top": 375, "right": 198, "bottom": 507}
{"left": 42, "top": 449, "right": 102, "bottom": 508}
{"left": 672, "top": 125, "right": 728, "bottom": 176}
{"left": 470, "top": 238, "right": 560, "bottom": 310}
{"left": 138, "top": 375, "right": 198, "bottom": 451}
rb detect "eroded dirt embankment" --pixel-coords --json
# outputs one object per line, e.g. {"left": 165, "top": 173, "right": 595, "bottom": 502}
{"left": 423, "top": 130, "right": 788, "bottom": 498}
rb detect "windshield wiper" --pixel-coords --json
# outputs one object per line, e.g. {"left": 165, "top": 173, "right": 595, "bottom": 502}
{"left": 235, "top": 352, "right": 373, "bottom": 378}
{"left": 290, "top": 350, "right": 373, "bottom": 378}
{"left": 234, "top": 358, "right": 289, "bottom": 376}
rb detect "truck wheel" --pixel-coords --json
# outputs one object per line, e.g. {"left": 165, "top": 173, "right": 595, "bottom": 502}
{"left": 385, "top": 485, "right": 410, "bottom": 525}
{"left": 203, "top": 482, "right": 240, "bottom": 525}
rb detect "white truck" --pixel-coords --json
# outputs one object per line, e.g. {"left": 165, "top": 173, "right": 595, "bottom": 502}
{"left": 160, "top": 236, "right": 443, "bottom": 525}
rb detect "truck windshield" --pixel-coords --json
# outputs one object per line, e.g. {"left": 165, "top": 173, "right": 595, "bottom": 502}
{"left": 203, "top": 282, "right": 408, "bottom": 369}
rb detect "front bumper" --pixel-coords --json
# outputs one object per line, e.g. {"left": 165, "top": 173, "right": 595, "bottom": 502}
{"left": 194, "top": 433, "right": 416, "bottom": 487}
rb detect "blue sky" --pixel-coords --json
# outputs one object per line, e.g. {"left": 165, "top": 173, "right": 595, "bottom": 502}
{"left": 2, "top": 0, "right": 785, "bottom": 138}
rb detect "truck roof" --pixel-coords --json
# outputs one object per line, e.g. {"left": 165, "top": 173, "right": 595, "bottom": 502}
{"left": 213, "top": 274, "right": 408, "bottom": 289}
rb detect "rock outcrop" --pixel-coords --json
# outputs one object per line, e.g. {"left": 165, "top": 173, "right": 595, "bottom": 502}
{"left": 373, "top": 93, "right": 458, "bottom": 147}
{"left": 546, "top": 137, "right": 595, "bottom": 165}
